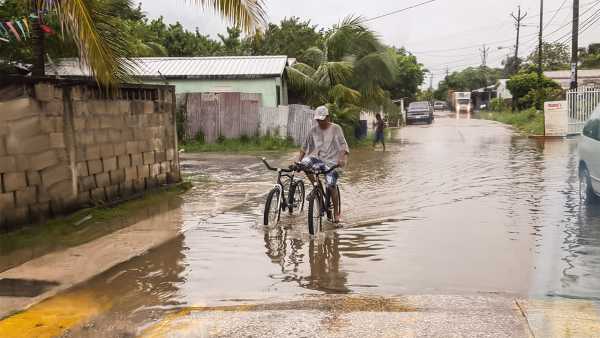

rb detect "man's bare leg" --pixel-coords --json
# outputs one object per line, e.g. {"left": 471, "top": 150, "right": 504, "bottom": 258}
{"left": 330, "top": 186, "right": 341, "bottom": 223}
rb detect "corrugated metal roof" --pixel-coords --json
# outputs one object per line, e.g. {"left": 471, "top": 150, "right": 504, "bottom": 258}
{"left": 544, "top": 69, "right": 600, "bottom": 79}
{"left": 49, "top": 56, "right": 289, "bottom": 79}
{"left": 544, "top": 69, "right": 600, "bottom": 89}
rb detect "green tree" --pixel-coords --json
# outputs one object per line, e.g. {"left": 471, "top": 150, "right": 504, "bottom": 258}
{"left": 244, "top": 17, "right": 324, "bottom": 58}
{"left": 507, "top": 72, "right": 562, "bottom": 109}
{"left": 384, "top": 49, "right": 425, "bottom": 102}
{"left": 416, "top": 89, "right": 434, "bottom": 102}
{"left": 161, "top": 21, "right": 222, "bottom": 56}
{"left": 526, "top": 42, "right": 570, "bottom": 71}
{"left": 502, "top": 55, "right": 522, "bottom": 77}
{"left": 1, "top": 0, "right": 266, "bottom": 86}
{"left": 434, "top": 66, "right": 502, "bottom": 101}
{"left": 580, "top": 43, "right": 600, "bottom": 69}
{"left": 218, "top": 27, "right": 244, "bottom": 55}
{"left": 286, "top": 16, "right": 397, "bottom": 141}
{"left": 287, "top": 16, "right": 395, "bottom": 109}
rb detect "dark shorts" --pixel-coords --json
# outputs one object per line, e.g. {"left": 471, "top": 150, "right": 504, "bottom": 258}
{"left": 301, "top": 157, "right": 339, "bottom": 188}
{"left": 374, "top": 130, "right": 385, "bottom": 143}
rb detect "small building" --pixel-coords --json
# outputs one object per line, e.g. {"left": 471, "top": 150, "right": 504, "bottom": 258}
{"left": 50, "top": 55, "right": 290, "bottom": 107}
{"left": 544, "top": 69, "right": 600, "bottom": 90}
{"left": 471, "top": 85, "right": 497, "bottom": 111}
{"left": 496, "top": 79, "right": 513, "bottom": 102}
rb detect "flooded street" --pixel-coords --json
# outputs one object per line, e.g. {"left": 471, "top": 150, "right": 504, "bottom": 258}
{"left": 7, "top": 115, "right": 600, "bottom": 337}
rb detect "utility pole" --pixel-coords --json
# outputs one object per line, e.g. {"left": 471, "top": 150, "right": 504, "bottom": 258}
{"left": 537, "top": 0, "right": 544, "bottom": 110}
{"left": 429, "top": 73, "right": 434, "bottom": 90}
{"left": 480, "top": 44, "right": 490, "bottom": 67}
{"left": 571, "top": 0, "right": 580, "bottom": 90}
{"left": 511, "top": 6, "right": 527, "bottom": 73}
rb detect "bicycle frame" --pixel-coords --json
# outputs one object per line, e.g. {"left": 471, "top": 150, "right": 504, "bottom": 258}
{"left": 302, "top": 165, "right": 339, "bottom": 218}
{"left": 273, "top": 170, "right": 296, "bottom": 210}
{"left": 262, "top": 158, "right": 300, "bottom": 212}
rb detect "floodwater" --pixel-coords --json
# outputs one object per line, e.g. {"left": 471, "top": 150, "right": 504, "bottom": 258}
{"left": 52, "top": 115, "right": 600, "bottom": 335}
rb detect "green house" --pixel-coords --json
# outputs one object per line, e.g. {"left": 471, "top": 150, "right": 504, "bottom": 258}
{"left": 51, "top": 55, "right": 290, "bottom": 108}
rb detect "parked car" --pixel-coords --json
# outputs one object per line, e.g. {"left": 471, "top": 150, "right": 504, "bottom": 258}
{"left": 433, "top": 101, "right": 448, "bottom": 111}
{"left": 579, "top": 111, "right": 600, "bottom": 203}
{"left": 406, "top": 101, "right": 434, "bottom": 125}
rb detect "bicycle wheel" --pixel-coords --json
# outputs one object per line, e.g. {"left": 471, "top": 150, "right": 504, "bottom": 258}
{"left": 264, "top": 187, "right": 281, "bottom": 226}
{"left": 288, "top": 180, "right": 305, "bottom": 214}
{"left": 307, "top": 190, "right": 323, "bottom": 235}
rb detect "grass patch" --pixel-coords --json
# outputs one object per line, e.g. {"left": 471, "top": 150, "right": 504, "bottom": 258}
{"left": 480, "top": 109, "right": 545, "bottom": 136}
{"left": 181, "top": 135, "right": 296, "bottom": 153}
{"left": 0, "top": 182, "right": 191, "bottom": 270}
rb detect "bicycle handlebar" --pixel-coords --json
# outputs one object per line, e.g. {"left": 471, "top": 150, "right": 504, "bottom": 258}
{"left": 293, "top": 162, "right": 340, "bottom": 175}
{"left": 261, "top": 157, "right": 293, "bottom": 172}
{"left": 262, "top": 157, "right": 340, "bottom": 175}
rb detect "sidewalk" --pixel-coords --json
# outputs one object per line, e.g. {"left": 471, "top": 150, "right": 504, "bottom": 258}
{"left": 0, "top": 208, "right": 183, "bottom": 319}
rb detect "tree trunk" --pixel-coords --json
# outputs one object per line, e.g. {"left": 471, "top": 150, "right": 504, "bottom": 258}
{"left": 31, "top": 17, "right": 45, "bottom": 76}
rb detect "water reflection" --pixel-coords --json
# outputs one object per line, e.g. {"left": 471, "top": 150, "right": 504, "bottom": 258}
{"left": 264, "top": 226, "right": 349, "bottom": 293}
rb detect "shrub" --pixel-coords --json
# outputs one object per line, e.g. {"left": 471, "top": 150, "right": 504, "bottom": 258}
{"left": 489, "top": 98, "right": 508, "bottom": 111}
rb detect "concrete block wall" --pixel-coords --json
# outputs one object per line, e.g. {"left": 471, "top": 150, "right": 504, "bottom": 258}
{"left": 0, "top": 79, "right": 180, "bottom": 230}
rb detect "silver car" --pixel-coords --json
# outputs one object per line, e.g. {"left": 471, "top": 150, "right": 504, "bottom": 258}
{"left": 406, "top": 101, "right": 434, "bottom": 125}
{"left": 579, "top": 111, "right": 600, "bottom": 202}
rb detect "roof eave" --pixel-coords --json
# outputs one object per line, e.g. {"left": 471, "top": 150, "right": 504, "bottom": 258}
{"left": 140, "top": 74, "right": 282, "bottom": 81}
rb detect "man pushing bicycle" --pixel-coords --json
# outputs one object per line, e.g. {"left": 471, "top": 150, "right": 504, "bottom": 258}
{"left": 297, "top": 105, "right": 350, "bottom": 224}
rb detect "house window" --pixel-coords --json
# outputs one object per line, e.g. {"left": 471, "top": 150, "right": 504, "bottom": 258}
{"left": 276, "top": 85, "right": 281, "bottom": 106}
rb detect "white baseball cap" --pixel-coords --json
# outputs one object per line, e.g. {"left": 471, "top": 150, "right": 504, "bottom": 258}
{"left": 314, "top": 105, "right": 329, "bottom": 121}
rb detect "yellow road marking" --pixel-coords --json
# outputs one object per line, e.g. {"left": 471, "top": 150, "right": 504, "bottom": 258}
{"left": 525, "top": 299, "right": 600, "bottom": 337}
{"left": 0, "top": 290, "right": 111, "bottom": 338}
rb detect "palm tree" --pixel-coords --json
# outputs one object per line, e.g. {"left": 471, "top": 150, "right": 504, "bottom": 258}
{"left": 286, "top": 16, "right": 396, "bottom": 112}
{"left": 30, "top": 0, "right": 266, "bottom": 86}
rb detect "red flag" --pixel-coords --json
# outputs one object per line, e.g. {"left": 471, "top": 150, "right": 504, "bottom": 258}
{"left": 5, "top": 21, "right": 21, "bottom": 41}
{"left": 41, "top": 24, "right": 54, "bottom": 35}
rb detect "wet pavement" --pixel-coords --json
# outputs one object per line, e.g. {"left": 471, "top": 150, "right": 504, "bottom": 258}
{"left": 1, "top": 114, "right": 600, "bottom": 337}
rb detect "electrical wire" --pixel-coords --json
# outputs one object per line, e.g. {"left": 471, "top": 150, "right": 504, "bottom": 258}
{"left": 544, "top": 0, "right": 569, "bottom": 30}
{"left": 363, "top": 0, "right": 439, "bottom": 23}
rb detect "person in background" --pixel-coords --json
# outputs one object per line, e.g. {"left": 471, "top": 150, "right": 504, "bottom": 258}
{"left": 373, "top": 113, "right": 386, "bottom": 151}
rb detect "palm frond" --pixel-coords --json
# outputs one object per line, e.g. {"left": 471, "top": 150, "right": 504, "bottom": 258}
{"left": 329, "top": 84, "right": 361, "bottom": 106}
{"left": 326, "top": 15, "right": 381, "bottom": 60}
{"left": 353, "top": 51, "right": 397, "bottom": 87}
{"left": 286, "top": 65, "right": 320, "bottom": 97}
{"left": 291, "top": 62, "right": 317, "bottom": 77}
{"left": 313, "top": 61, "right": 353, "bottom": 87}
{"left": 192, "top": 0, "right": 267, "bottom": 32}
{"left": 301, "top": 47, "right": 325, "bottom": 68}
{"left": 51, "top": 0, "right": 136, "bottom": 87}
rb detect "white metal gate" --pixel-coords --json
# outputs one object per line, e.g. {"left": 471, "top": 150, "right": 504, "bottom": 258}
{"left": 567, "top": 86, "right": 600, "bottom": 134}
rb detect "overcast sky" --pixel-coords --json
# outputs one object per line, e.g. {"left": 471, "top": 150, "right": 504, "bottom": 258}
{"left": 139, "top": 0, "right": 600, "bottom": 86}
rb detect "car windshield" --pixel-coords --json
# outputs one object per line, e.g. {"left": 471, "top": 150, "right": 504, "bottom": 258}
{"left": 409, "top": 102, "right": 429, "bottom": 110}
{"left": 458, "top": 99, "right": 470, "bottom": 104}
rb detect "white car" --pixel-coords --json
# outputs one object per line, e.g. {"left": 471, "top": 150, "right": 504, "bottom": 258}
{"left": 579, "top": 111, "right": 600, "bottom": 202}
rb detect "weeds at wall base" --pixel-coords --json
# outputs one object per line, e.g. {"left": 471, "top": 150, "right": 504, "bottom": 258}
{"left": 479, "top": 109, "right": 545, "bottom": 136}
{"left": 0, "top": 182, "right": 192, "bottom": 271}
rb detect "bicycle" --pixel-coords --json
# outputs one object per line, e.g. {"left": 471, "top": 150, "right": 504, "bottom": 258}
{"left": 295, "top": 162, "right": 341, "bottom": 235}
{"left": 261, "top": 158, "right": 306, "bottom": 226}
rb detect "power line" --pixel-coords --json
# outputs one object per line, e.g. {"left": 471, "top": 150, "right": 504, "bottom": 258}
{"left": 364, "top": 0, "right": 439, "bottom": 22}
{"left": 410, "top": 0, "right": 600, "bottom": 55}
{"left": 551, "top": 4, "right": 600, "bottom": 44}
{"left": 544, "top": 0, "right": 568, "bottom": 30}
